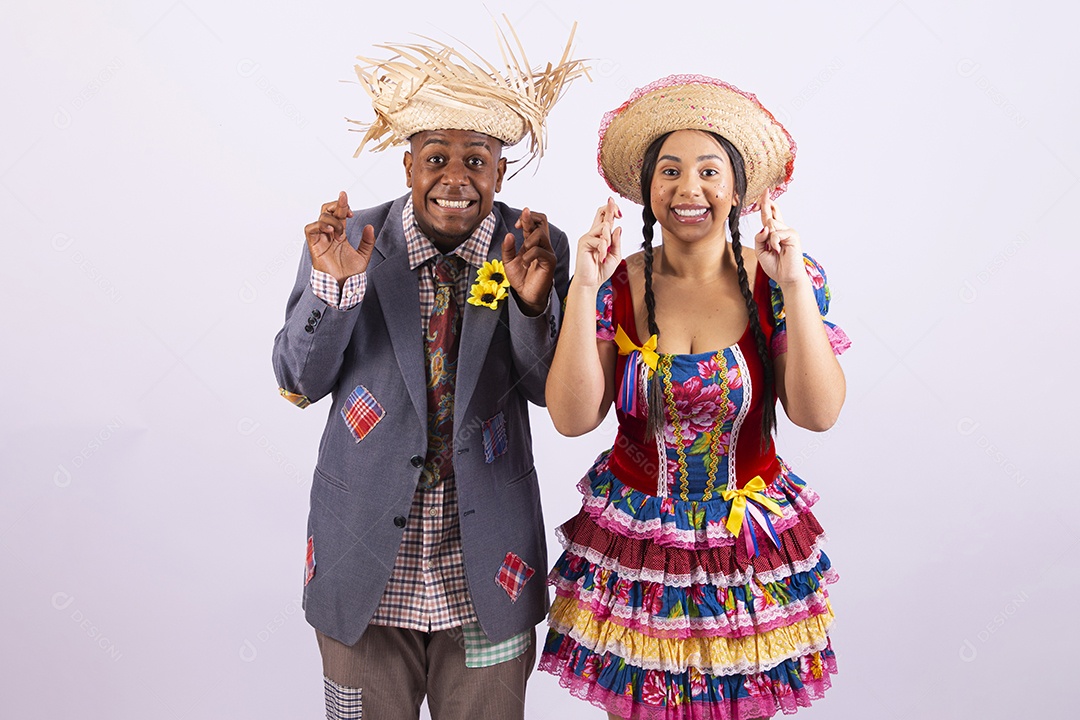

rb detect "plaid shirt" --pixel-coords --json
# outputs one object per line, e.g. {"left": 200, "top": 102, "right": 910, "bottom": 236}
{"left": 311, "top": 199, "right": 493, "bottom": 632}
{"left": 310, "top": 199, "right": 491, "bottom": 321}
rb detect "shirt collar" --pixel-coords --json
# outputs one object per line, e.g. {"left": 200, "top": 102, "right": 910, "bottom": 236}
{"left": 402, "top": 197, "right": 497, "bottom": 271}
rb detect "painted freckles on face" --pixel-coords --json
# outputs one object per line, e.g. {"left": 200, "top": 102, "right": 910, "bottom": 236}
{"left": 404, "top": 129, "right": 507, "bottom": 252}
{"left": 650, "top": 130, "right": 738, "bottom": 241}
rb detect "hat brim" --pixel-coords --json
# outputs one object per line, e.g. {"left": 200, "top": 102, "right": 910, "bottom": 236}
{"left": 598, "top": 74, "right": 796, "bottom": 214}
{"left": 379, "top": 87, "right": 527, "bottom": 147}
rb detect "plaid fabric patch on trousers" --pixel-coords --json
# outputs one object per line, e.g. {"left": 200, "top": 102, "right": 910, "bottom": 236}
{"left": 317, "top": 625, "right": 534, "bottom": 720}
{"left": 323, "top": 676, "right": 362, "bottom": 719}
{"left": 460, "top": 622, "right": 531, "bottom": 668}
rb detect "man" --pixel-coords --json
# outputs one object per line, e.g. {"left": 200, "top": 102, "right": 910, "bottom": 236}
{"left": 272, "top": 23, "right": 585, "bottom": 720}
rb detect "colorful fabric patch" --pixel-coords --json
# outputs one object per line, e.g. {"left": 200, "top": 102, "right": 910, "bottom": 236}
{"left": 461, "top": 623, "right": 531, "bottom": 668}
{"left": 495, "top": 551, "right": 534, "bottom": 602}
{"left": 482, "top": 412, "right": 508, "bottom": 463}
{"left": 766, "top": 254, "right": 848, "bottom": 359}
{"left": 279, "top": 387, "right": 311, "bottom": 409}
{"left": 323, "top": 676, "right": 362, "bottom": 719}
{"left": 341, "top": 385, "right": 385, "bottom": 443}
{"left": 769, "top": 253, "right": 832, "bottom": 327}
{"left": 305, "top": 535, "right": 316, "bottom": 586}
{"left": 594, "top": 277, "right": 616, "bottom": 341}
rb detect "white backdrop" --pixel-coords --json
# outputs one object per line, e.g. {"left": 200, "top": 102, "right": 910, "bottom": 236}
{"left": 3, "top": 1, "right": 1076, "bottom": 718}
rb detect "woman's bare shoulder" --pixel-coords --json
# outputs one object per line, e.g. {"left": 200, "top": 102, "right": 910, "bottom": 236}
{"left": 738, "top": 243, "right": 758, "bottom": 278}
{"left": 622, "top": 250, "right": 646, "bottom": 281}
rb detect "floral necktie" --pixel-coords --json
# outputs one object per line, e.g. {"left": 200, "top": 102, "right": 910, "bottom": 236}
{"left": 420, "top": 256, "right": 465, "bottom": 489}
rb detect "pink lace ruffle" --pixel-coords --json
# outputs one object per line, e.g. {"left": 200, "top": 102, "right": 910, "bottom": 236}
{"left": 771, "top": 324, "right": 852, "bottom": 357}
{"left": 553, "top": 523, "right": 830, "bottom": 588}
{"left": 538, "top": 643, "right": 837, "bottom": 720}
{"left": 547, "top": 616, "right": 833, "bottom": 676}
{"left": 577, "top": 456, "right": 822, "bottom": 552}
{"left": 550, "top": 570, "right": 838, "bottom": 641}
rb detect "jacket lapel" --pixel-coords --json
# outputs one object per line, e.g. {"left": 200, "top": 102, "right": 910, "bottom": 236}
{"left": 454, "top": 215, "right": 507, "bottom": 417}
{"left": 367, "top": 197, "right": 427, "bottom": 428}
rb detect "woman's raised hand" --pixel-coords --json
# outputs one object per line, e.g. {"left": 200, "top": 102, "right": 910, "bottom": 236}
{"left": 574, "top": 197, "right": 623, "bottom": 289}
{"left": 753, "top": 190, "right": 806, "bottom": 286}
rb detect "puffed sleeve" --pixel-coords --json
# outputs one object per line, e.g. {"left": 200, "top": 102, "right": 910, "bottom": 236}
{"left": 595, "top": 277, "right": 616, "bottom": 342}
{"left": 769, "top": 254, "right": 851, "bottom": 357}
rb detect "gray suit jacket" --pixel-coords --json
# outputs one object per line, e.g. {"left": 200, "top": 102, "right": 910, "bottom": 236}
{"left": 273, "top": 194, "right": 570, "bottom": 645}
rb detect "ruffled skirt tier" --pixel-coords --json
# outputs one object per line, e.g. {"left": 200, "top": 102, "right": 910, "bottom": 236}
{"left": 540, "top": 454, "right": 838, "bottom": 719}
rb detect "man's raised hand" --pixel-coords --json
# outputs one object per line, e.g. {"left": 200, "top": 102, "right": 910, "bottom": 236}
{"left": 503, "top": 207, "right": 558, "bottom": 315}
{"left": 304, "top": 191, "right": 376, "bottom": 284}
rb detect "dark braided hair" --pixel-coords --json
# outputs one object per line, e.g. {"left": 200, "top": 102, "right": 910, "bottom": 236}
{"left": 638, "top": 130, "right": 776, "bottom": 445}
{"left": 639, "top": 133, "right": 670, "bottom": 437}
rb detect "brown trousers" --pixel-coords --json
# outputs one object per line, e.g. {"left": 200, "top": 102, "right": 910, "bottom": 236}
{"left": 316, "top": 625, "right": 536, "bottom": 720}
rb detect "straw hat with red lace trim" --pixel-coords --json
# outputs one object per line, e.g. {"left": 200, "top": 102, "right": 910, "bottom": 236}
{"left": 598, "top": 74, "right": 797, "bottom": 214}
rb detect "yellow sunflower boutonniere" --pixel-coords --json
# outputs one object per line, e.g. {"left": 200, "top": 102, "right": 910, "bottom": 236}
{"left": 467, "top": 260, "right": 511, "bottom": 310}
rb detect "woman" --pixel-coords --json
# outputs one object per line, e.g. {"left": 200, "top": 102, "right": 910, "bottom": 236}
{"left": 540, "top": 75, "right": 851, "bottom": 719}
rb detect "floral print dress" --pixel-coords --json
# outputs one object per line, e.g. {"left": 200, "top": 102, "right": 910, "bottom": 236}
{"left": 540, "top": 256, "right": 850, "bottom": 719}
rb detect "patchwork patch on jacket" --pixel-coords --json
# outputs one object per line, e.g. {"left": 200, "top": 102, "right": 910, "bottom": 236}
{"left": 340, "top": 385, "right": 385, "bottom": 443}
{"left": 305, "top": 535, "right": 316, "bottom": 586}
{"left": 494, "top": 551, "right": 534, "bottom": 602}
{"left": 481, "top": 411, "right": 508, "bottom": 463}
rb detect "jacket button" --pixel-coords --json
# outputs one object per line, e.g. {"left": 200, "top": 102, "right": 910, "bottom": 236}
{"left": 393, "top": 516, "right": 407, "bottom": 528}
{"left": 304, "top": 325, "right": 314, "bottom": 334}
{"left": 312, "top": 309, "right": 322, "bottom": 319}
{"left": 410, "top": 454, "right": 423, "bottom": 468}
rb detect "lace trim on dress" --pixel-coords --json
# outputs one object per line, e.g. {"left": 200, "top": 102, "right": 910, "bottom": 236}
{"left": 547, "top": 604, "right": 834, "bottom": 676}
{"left": 548, "top": 556, "right": 838, "bottom": 641}
{"left": 552, "top": 579, "right": 836, "bottom": 642}
{"left": 554, "top": 523, "right": 830, "bottom": 588}
{"left": 577, "top": 454, "right": 821, "bottom": 551}
{"left": 725, "top": 343, "right": 751, "bottom": 493}
{"left": 771, "top": 323, "right": 851, "bottom": 357}
{"left": 540, "top": 632, "right": 835, "bottom": 720}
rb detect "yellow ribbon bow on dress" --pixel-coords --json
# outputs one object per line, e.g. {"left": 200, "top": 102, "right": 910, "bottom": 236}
{"left": 614, "top": 325, "right": 659, "bottom": 371}
{"left": 613, "top": 325, "right": 659, "bottom": 418}
{"left": 722, "top": 476, "right": 784, "bottom": 537}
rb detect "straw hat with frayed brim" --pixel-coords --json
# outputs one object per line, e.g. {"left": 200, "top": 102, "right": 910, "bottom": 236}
{"left": 598, "top": 74, "right": 796, "bottom": 214}
{"left": 349, "top": 17, "right": 589, "bottom": 173}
